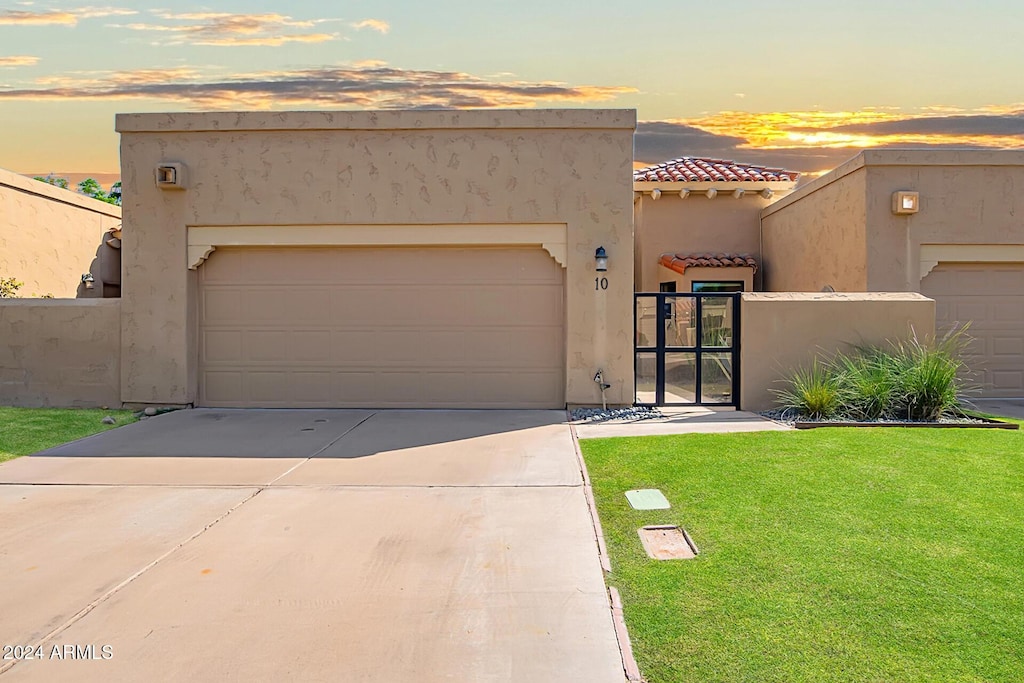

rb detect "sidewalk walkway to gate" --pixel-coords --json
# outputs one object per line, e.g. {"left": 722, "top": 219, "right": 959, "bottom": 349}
{"left": 572, "top": 408, "right": 790, "bottom": 439}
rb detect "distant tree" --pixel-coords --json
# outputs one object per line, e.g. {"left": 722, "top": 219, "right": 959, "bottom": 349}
{"left": 77, "top": 178, "right": 119, "bottom": 205}
{"left": 34, "top": 174, "right": 69, "bottom": 189}
{"left": 32, "top": 174, "right": 120, "bottom": 205}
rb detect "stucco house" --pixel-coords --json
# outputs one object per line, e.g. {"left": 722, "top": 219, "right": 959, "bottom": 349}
{"left": 632, "top": 157, "right": 800, "bottom": 293}
{"left": 113, "top": 109, "right": 637, "bottom": 410}
{"left": 634, "top": 150, "right": 1024, "bottom": 400}
{"left": 20, "top": 109, "right": 1018, "bottom": 411}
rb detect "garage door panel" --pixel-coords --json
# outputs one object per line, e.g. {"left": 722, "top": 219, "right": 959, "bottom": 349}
{"left": 203, "top": 371, "right": 242, "bottom": 403}
{"left": 993, "top": 371, "right": 1024, "bottom": 391}
{"left": 199, "top": 246, "right": 565, "bottom": 408}
{"left": 291, "top": 331, "right": 333, "bottom": 362}
{"left": 993, "top": 337, "right": 1024, "bottom": 357}
{"left": 923, "top": 263, "right": 1024, "bottom": 397}
{"left": 203, "top": 330, "right": 243, "bottom": 363}
{"left": 202, "top": 289, "right": 245, "bottom": 322}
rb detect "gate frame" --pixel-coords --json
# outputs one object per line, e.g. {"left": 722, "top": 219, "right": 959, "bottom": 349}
{"left": 634, "top": 292, "right": 741, "bottom": 407}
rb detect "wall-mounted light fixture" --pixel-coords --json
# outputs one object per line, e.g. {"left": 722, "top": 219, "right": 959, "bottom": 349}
{"left": 595, "top": 246, "right": 608, "bottom": 272}
{"left": 892, "top": 191, "right": 919, "bottom": 215}
{"left": 155, "top": 162, "right": 186, "bottom": 190}
{"left": 81, "top": 273, "right": 95, "bottom": 290}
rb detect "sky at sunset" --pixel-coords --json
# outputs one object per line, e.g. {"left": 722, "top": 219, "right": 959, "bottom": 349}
{"left": 1, "top": 0, "right": 1022, "bottom": 182}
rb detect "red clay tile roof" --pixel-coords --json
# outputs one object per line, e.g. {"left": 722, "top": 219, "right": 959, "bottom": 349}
{"left": 660, "top": 253, "right": 758, "bottom": 275}
{"left": 635, "top": 157, "right": 798, "bottom": 183}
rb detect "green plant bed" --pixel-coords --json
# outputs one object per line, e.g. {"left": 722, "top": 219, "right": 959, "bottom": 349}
{"left": 0, "top": 407, "right": 137, "bottom": 462}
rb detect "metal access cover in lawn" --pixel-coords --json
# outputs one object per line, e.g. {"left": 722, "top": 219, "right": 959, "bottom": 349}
{"left": 625, "top": 488, "right": 670, "bottom": 510}
{"left": 638, "top": 525, "right": 698, "bottom": 560}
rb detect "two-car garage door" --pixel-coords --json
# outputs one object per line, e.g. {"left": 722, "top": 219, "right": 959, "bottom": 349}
{"left": 198, "top": 246, "right": 565, "bottom": 408}
{"left": 922, "top": 263, "right": 1024, "bottom": 398}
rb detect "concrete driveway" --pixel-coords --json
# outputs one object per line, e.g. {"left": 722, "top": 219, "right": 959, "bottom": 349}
{"left": 0, "top": 410, "right": 626, "bottom": 682}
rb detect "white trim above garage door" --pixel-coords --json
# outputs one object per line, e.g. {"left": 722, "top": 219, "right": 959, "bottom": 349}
{"left": 920, "top": 244, "right": 1024, "bottom": 279}
{"left": 187, "top": 224, "right": 568, "bottom": 270}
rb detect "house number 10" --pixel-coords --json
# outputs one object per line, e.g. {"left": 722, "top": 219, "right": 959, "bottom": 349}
{"left": 595, "top": 277, "right": 609, "bottom": 290}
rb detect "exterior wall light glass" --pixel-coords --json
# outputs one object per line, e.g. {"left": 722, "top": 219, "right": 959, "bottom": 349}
{"left": 595, "top": 246, "right": 608, "bottom": 272}
{"left": 81, "top": 273, "right": 95, "bottom": 290}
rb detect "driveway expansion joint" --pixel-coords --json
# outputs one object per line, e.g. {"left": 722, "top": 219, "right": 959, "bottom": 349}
{"left": 0, "top": 485, "right": 264, "bottom": 677}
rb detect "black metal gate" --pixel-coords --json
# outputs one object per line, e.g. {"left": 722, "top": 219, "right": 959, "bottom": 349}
{"left": 634, "top": 293, "right": 740, "bottom": 406}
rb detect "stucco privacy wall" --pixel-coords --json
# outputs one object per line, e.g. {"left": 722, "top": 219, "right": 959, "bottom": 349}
{"left": 739, "top": 292, "right": 935, "bottom": 412}
{"left": 635, "top": 193, "right": 773, "bottom": 291}
{"left": 760, "top": 156, "right": 868, "bottom": 293}
{"left": 116, "top": 109, "right": 636, "bottom": 406}
{"left": 0, "top": 299, "right": 121, "bottom": 407}
{"left": 0, "top": 167, "right": 121, "bottom": 298}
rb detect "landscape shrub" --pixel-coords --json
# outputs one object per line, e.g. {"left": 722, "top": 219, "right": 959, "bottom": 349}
{"left": 774, "top": 358, "right": 848, "bottom": 420}
{"left": 775, "top": 326, "right": 972, "bottom": 421}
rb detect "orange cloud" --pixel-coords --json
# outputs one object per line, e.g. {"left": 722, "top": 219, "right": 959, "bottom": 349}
{"left": 116, "top": 11, "right": 339, "bottom": 46}
{"left": 0, "top": 9, "right": 77, "bottom": 25}
{"left": 0, "top": 64, "right": 637, "bottom": 109}
{"left": 0, "top": 55, "right": 39, "bottom": 67}
{"left": 674, "top": 108, "right": 1024, "bottom": 150}
{"left": 0, "top": 7, "right": 135, "bottom": 25}
{"left": 352, "top": 19, "right": 390, "bottom": 34}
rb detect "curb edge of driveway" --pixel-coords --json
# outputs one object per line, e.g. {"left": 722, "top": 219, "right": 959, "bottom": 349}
{"left": 567, "top": 413, "right": 643, "bottom": 683}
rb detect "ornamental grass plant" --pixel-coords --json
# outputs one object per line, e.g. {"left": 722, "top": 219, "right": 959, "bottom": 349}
{"left": 775, "top": 325, "right": 973, "bottom": 421}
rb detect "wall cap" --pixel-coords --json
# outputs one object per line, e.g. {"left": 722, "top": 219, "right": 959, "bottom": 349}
{"left": 0, "top": 298, "right": 122, "bottom": 306}
{"left": 116, "top": 109, "right": 638, "bottom": 133}
{"left": 741, "top": 292, "right": 933, "bottom": 302}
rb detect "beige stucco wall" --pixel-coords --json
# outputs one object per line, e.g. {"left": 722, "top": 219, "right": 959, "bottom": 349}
{"left": 634, "top": 193, "right": 771, "bottom": 291}
{"left": 116, "top": 109, "right": 636, "bottom": 407}
{"left": 760, "top": 157, "right": 868, "bottom": 292}
{"left": 761, "top": 150, "right": 1024, "bottom": 293}
{"left": 739, "top": 292, "right": 935, "bottom": 411}
{"left": 0, "top": 299, "right": 121, "bottom": 407}
{"left": 862, "top": 151, "right": 1024, "bottom": 291}
{"left": 0, "top": 167, "right": 121, "bottom": 298}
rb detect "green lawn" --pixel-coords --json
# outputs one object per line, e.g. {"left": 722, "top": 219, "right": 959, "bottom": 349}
{"left": 581, "top": 423, "right": 1024, "bottom": 683}
{"left": 0, "top": 407, "right": 137, "bottom": 462}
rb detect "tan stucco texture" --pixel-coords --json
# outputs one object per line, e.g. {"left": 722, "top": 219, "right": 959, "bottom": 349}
{"left": 0, "top": 299, "right": 121, "bottom": 407}
{"left": 116, "top": 109, "right": 636, "bottom": 407}
{"left": 635, "top": 193, "right": 770, "bottom": 291}
{"left": 739, "top": 292, "right": 936, "bottom": 412}
{"left": 762, "top": 149, "right": 1024, "bottom": 293}
{"left": 0, "top": 167, "right": 121, "bottom": 298}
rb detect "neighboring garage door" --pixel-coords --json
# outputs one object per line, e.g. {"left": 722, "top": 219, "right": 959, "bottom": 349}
{"left": 921, "top": 263, "right": 1024, "bottom": 397}
{"left": 198, "top": 246, "right": 565, "bottom": 408}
